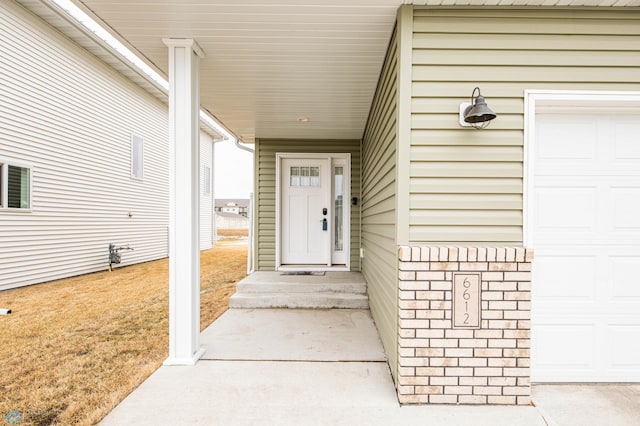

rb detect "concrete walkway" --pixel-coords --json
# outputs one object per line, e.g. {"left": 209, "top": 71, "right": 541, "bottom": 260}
{"left": 532, "top": 384, "right": 640, "bottom": 426}
{"left": 101, "top": 309, "right": 547, "bottom": 425}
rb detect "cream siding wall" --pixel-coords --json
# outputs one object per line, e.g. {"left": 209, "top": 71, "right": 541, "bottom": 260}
{"left": 361, "top": 24, "right": 399, "bottom": 381}
{"left": 0, "top": 1, "right": 172, "bottom": 290}
{"left": 199, "top": 133, "right": 214, "bottom": 250}
{"left": 409, "top": 7, "right": 640, "bottom": 245}
{"left": 254, "top": 139, "right": 361, "bottom": 271}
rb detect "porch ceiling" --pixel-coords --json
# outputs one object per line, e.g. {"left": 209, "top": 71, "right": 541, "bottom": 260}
{"left": 34, "top": 1, "right": 640, "bottom": 142}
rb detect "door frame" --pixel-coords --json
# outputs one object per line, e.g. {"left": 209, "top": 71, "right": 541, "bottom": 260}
{"left": 275, "top": 152, "right": 351, "bottom": 271}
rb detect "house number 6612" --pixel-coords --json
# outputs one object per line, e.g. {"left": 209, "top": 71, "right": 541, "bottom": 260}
{"left": 453, "top": 273, "right": 480, "bottom": 329}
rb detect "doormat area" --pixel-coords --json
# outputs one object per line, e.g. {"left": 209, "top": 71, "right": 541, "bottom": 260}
{"left": 280, "top": 271, "right": 325, "bottom": 276}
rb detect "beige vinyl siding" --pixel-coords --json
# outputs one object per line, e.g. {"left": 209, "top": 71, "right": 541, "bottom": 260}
{"left": 410, "top": 7, "right": 640, "bottom": 245}
{"left": 200, "top": 132, "right": 214, "bottom": 250}
{"left": 361, "top": 24, "right": 399, "bottom": 381}
{"left": 0, "top": 1, "right": 168, "bottom": 289}
{"left": 254, "top": 139, "right": 361, "bottom": 271}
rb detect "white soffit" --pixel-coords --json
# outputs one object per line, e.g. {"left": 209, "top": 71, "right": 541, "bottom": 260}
{"left": 17, "top": 0, "right": 640, "bottom": 142}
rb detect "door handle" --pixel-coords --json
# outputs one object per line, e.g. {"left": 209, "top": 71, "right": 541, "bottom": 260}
{"left": 322, "top": 218, "right": 328, "bottom": 231}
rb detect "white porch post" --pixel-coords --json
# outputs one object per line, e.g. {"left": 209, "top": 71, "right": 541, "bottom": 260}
{"left": 163, "top": 38, "right": 205, "bottom": 365}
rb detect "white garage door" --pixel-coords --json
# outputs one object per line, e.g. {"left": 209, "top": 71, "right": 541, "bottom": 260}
{"left": 531, "top": 110, "right": 640, "bottom": 382}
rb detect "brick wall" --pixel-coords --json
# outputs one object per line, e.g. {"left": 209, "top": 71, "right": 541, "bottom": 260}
{"left": 397, "top": 246, "right": 533, "bottom": 405}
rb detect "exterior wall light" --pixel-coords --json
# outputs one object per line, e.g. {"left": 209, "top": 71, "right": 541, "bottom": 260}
{"left": 459, "top": 87, "right": 497, "bottom": 129}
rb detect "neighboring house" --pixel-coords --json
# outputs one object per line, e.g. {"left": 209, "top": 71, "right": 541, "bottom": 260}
{"left": 200, "top": 138, "right": 216, "bottom": 250}
{"left": 0, "top": 0, "right": 219, "bottom": 291}
{"left": 215, "top": 199, "right": 249, "bottom": 217}
{"left": 215, "top": 212, "right": 249, "bottom": 229}
{"left": 9, "top": 0, "right": 640, "bottom": 406}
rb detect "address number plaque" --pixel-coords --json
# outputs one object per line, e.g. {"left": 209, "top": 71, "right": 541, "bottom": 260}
{"left": 453, "top": 273, "right": 481, "bottom": 329}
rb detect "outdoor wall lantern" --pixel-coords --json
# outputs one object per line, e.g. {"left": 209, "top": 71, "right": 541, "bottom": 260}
{"left": 459, "top": 87, "right": 497, "bottom": 129}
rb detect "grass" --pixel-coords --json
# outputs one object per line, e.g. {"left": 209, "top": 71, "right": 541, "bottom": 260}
{"left": 216, "top": 227, "right": 249, "bottom": 237}
{"left": 0, "top": 240, "right": 247, "bottom": 426}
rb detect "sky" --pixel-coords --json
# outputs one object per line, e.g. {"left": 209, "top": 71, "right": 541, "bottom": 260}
{"left": 214, "top": 140, "right": 254, "bottom": 199}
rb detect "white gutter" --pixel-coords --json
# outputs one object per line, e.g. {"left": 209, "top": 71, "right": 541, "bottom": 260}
{"left": 198, "top": 109, "right": 253, "bottom": 153}
{"left": 48, "top": 0, "right": 168, "bottom": 91}
{"left": 198, "top": 110, "right": 235, "bottom": 143}
{"left": 48, "top": 0, "right": 241, "bottom": 144}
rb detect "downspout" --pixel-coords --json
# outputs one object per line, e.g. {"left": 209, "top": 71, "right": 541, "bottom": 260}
{"left": 234, "top": 138, "right": 254, "bottom": 154}
{"left": 231, "top": 139, "right": 255, "bottom": 274}
{"left": 247, "top": 192, "right": 254, "bottom": 274}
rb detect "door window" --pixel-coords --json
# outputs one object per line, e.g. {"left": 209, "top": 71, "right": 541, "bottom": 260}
{"left": 290, "top": 166, "right": 320, "bottom": 187}
{"left": 333, "top": 166, "right": 344, "bottom": 252}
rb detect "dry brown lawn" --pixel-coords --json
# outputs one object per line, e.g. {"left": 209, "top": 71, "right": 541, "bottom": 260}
{"left": 0, "top": 240, "right": 247, "bottom": 426}
{"left": 216, "top": 227, "right": 249, "bottom": 237}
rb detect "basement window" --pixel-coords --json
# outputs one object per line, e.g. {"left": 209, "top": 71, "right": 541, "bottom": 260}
{"left": 204, "top": 165, "right": 211, "bottom": 195}
{"left": 0, "top": 162, "right": 32, "bottom": 209}
{"left": 131, "top": 134, "right": 144, "bottom": 180}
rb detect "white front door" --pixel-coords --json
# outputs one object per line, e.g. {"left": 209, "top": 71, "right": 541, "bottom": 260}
{"left": 281, "top": 158, "right": 330, "bottom": 264}
{"left": 278, "top": 154, "right": 350, "bottom": 268}
{"left": 530, "top": 106, "right": 640, "bottom": 382}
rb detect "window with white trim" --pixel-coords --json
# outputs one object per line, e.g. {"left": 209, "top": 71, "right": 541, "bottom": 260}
{"left": 204, "top": 165, "right": 211, "bottom": 195}
{"left": 0, "top": 161, "right": 32, "bottom": 209}
{"left": 131, "top": 134, "right": 144, "bottom": 179}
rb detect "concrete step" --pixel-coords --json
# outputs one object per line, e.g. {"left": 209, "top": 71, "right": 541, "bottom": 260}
{"left": 236, "top": 281, "right": 367, "bottom": 294}
{"left": 230, "top": 271, "right": 369, "bottom": 309}
{"left": 229, "top": 292, "right": 369, "bottom": 309}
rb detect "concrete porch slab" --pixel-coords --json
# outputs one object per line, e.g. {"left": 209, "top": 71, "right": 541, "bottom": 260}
{"left": 101, "top": 360, "right": 546, "bottom": 426}
{"left": 532, "top": 384, "right": 640, "bottom": 426}
{"left": 101, "top": 308, "right": 547, "bottom": 425}
{"left": 200, "top": 309, "right": 386, "bottom": 361}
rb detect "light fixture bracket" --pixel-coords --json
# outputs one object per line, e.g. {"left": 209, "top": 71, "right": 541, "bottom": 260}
{"left": 459, "top": 102, "right": 473, "bottom": 127}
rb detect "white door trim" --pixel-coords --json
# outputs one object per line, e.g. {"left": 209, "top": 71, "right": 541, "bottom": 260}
{"left": 523, "top": 90, "right": 640, "bottom": 247}
{"left": 275, "top": 152, "right": 351, "bottom": 271}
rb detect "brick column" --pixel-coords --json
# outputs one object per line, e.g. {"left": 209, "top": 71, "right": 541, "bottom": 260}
{"left": 397, "top": 246, "right": 533, "bottom": 405}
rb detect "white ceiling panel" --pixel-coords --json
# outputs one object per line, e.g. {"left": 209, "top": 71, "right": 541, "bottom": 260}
{"left": 70, "top": 0, "right": 402, "bottom": 141}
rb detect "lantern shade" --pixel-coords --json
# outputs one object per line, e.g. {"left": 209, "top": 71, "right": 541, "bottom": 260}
{"left": 463, "top": 94, "right": 496, "bottom": 124}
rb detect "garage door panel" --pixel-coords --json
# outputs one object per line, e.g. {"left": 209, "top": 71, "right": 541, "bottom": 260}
{"left": 610, "top": 187, "right": 640, "bottom": 231}
{"left": 535, "top": 187, "right": 596, "bottom": 230}
{"left": 532, "top": 322, "right": 596, "bottom": 381}
{"left": 612, "top": 118, "right": 640, "bottom": 163}
{"left": 607, "top": 324, "right": 640, "bottom": 374}
{"left": 533, "top": 319, "right": 640, "bottom": 382}
{"left": 610, "top": 256, "right": 640, "bottom": 300}
{"left": 533, "top": 186, "right": 598, "bottom": 245}
{"left": 536, "top": 114, "right": 597, "bottom": 162}
{"left": 534, "top": 254, "right": 596, "bottom": 302}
